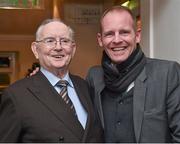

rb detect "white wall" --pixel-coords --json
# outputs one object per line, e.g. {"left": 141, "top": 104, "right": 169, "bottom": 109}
{"left": 141, "top": 0, "right": 180, "bottom": 63}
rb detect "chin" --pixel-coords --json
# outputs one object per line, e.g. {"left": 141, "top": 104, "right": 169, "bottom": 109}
{"left": 112, "top": 57, "right": 128, "bottom": 63}
{"left": 52, "top": 63, "right": 65, "bottom": 68}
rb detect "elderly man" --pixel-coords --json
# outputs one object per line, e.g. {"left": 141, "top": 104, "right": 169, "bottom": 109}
{"left": 0, "top": 19, "right": 103, "bottom": 143}
{"left": 86, "top": 6, "right": 180, "bottom": 143}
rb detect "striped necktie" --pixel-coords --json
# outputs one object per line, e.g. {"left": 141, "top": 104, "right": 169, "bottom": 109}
{"left": 56, "top": 80, "right": 76, "bottom": 116}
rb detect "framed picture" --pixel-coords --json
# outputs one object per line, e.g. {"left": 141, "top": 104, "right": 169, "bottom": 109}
{"left": 0, "top": 0, "right": 44, "bottom": 9}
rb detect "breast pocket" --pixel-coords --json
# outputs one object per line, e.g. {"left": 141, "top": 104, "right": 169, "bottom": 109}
{"left": 141, "top": 108, "right": 168, "bottom": 142}
{"left": 144, "top": 107, "right": 166, "bottom": 116}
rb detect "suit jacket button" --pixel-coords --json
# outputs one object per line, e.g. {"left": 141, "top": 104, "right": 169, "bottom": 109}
{"left": 59, "top": 136, "right": 64, "bottom": 142}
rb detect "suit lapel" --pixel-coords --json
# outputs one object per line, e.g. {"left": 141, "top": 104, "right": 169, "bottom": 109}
{"left": 70, "top": 74, "right": 92, "bottom": 141}
{"left": 28, "top": 72, "right": 83, "bottom": 140}
{"left": 70, "top": 75, "right": 89, "bottom": 114}
{"left": 133, "top": 68, "right": 147, "bottom": 142}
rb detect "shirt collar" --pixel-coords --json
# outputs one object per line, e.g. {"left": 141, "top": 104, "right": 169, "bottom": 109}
{"left": 40, "top": 67, "right": 74, "bottom": 88}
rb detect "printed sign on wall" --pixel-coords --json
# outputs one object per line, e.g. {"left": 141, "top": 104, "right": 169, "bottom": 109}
{"left": 64, "top": 4, "right": 102, "bottom": 24}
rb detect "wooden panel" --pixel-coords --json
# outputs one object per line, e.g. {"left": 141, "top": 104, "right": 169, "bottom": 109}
{"left": 114, "top": 0, "right": 128, "bottom": 5}
{"left": 0, "top": 0, "right": 53, "bottom": 35}
{"left": 64, "top": 0, "right": 103, "bottom": 4}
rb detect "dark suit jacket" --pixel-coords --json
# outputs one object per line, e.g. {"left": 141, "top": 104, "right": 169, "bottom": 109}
{"left": 0, "top": 71, "right": 103, "bottom": 143}
{"left": 86, "top": 58, "right": 180, "bottom": 143}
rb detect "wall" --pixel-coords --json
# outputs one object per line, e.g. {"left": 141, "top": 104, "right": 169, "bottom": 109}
{"left": 140, "top": 0, "right": 151, "bottom": 56}
{"left": 69, "top": 23, "right": 102, "bottom": 78}
{"left": 63, "top": 0, "right": 104, "bottom": 77}
{"left": 141, "top": 0, "right": 180, "bottom": 63}
{"left": 0, "top": 0, "right": 103, "bottom": 81}
{"left": 0, "top": 35, "right": 36, "bottom": 81}
{"left": 0, "top": 0, "right": 53, "bottom": 81}
{"left": 1, "top": 0, "right": 132, "bottom": 81}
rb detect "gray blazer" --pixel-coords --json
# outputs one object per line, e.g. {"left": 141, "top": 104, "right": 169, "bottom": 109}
{"left": 0, "top": 71, "right": 103, "bottom": 143}
{"left": 86, "top": 58, "right": 180, "bottom": 143}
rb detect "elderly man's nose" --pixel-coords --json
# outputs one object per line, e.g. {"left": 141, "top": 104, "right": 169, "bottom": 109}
{"left": 54, "top": 41, "right": 63, "bottom": 50}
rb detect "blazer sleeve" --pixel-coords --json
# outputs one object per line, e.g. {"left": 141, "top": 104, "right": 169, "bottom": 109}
{"left": 166, "top": 62, "right": 180, "bottom": 142}
{"left": 0, "top": 89, "right": 21, "bottom": 142}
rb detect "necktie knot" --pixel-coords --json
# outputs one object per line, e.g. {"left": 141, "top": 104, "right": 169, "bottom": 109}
{"left": 57, "top": 80, "right": 69, "bottom": 88}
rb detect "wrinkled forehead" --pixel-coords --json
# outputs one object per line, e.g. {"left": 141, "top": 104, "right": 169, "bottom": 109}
{"left": 38, "top": 21, "right": 71, "bottom": 39}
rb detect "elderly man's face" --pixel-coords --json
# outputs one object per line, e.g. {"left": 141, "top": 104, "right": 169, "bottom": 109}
{"left": 31, "top": 22, "right": 76, "bottom": 74}
{"left": 97, "top": 10, "right": 141, "bottom": 64}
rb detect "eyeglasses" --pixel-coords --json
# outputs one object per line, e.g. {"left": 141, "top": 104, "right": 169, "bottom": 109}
{"left": 36, "top": 37, "right": 73, "bottom": 48}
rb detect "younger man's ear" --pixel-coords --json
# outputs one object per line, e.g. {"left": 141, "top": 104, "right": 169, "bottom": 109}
{"left": 97, "top": 33, "right": 103, "bottom": 47}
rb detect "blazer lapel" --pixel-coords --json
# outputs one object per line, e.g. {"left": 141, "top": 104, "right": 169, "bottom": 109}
{"left": 28, "top": 72, "right": 83, "bottom": 140}
{"left": 96, "top": 85, "right": 105, "bottom": 129}
{"left": 133, "top": 68, "right": 147, "bottom": 142}
{"left": 91, "top": 70, "right": 105, "bottom": 129}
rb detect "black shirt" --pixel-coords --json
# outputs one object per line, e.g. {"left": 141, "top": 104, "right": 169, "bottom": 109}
{"left": 102, "top": 88, "right": 136, "bottom": 143}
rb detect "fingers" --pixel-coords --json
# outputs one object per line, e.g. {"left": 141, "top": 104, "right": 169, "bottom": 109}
{"left": 30, "top": 67, "right": 40, "bottom": 76}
